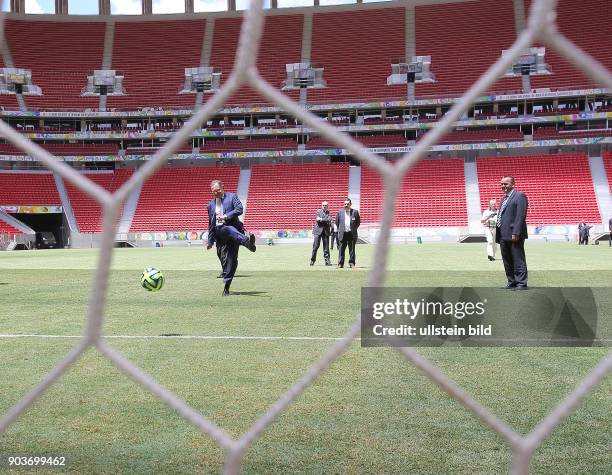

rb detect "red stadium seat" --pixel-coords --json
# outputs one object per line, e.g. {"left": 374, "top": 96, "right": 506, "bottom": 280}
{"left": 64, "top": 169, "right": 133, "bottom": 232}
{"left": 361, "top": 159, "right": 468, "bottom": 227}
{"left": 129, "top": 166, "right": 240, "bottom": 232}
{"left": 477, "top": 153, "right": 601, "bottom": 224}
{"left": 244, "top": 163, "right": 350, "bottom": 230}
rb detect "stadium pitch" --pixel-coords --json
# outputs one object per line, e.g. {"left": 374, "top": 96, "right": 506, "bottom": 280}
{"left": 0, "top": 243, "right": 610, "bottom": 473}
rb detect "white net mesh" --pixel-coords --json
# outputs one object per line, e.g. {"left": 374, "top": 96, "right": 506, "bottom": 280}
{"left": 0, "top": 1, "right": 611, "bottom": 473}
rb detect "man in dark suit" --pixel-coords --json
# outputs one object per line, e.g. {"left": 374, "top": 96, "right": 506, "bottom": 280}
{"left": 206, "top": 180, "right": 256, "bottom": 296}
{"left": 578, "top": 221, "right": 593, "bottom": 245}
{"left": 495, "top": 176, "right": 528, "bottom": 290}
{"left": 578, "top": 222, "right": 585, "bottom": 245}
{"left": 310, "top": 201, "right": 332, "bottom": 266}
{"left": 335, "top": 198, "right": 360, "bottom": 269}
{"left": 330, "top": 221, "right": 338, "bottom": 250}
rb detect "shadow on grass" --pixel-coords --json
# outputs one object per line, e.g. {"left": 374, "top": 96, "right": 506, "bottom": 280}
{"left": 229, "top": 291, "right": 269, "bottom": 297}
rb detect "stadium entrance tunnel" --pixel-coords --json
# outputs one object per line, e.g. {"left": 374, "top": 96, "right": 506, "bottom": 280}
{"left": 10, "top": 212, "right": 65, "bottom": 249}
{"left": 115, "top": 241, "right": 136, "bottom": 248}
{"left": 592, "top": 232, "right": 611, "bottom": 244}
{"left": 459, "top": 234, "right": 487, "bottom": 243}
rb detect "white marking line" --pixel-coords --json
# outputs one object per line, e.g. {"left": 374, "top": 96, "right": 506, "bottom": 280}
{"left": 0, "top": 334, "right": 345, "bottom": 341}
{"left": 0, "top": 335, "right": 609, "bottom": 343}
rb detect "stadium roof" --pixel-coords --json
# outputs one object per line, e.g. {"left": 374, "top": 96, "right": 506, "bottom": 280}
{"left": 5, "top": 0, "right": 466, "bottom": 16}
{"left": 7, "top": 0, "right": 398, "bottom": 15}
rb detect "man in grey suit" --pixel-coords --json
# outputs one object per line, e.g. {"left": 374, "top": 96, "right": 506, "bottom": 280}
{"left": 311, "top": 201, "right": 332, "bottom": 266}
{"left": 335, "top": 198, "right": 360, "bottom": 269}
{"left": 495, "top": 176, "right": 528, "bottom": 290}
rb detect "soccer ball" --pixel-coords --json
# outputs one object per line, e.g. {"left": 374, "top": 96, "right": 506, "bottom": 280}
{"left": 141, "top": 268, "right": 164, "bottom": 292}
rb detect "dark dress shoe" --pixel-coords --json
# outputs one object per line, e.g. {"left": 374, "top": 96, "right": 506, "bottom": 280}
{"left": 349, "top": 263, "right": 355, "bottom": 269}
{"left": 488, "top": 256, "right": 495, "bottom": 261}
{"left": 337, "top": 264, "right": 343, "bottom": 268}
{"left": 325, "top": 262, "right": 332, "bottom": 266}
{"left": 222, "top": 282, "right": 231, "bottom": 296}
{"left": 246, "top": 233, "right": 257, "bottom": 252}
{"left": 310, "top": 261, "right": 315, "bottom": 266}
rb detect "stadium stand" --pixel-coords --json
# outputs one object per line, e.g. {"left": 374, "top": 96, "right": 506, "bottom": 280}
{"left": 0, "top": 143, "right": 119, "bottom": 156}
{"left": 201, "top": 137, "right": 297, "bottom": 152}
{"left": 0, "top": 144, "right": 28, "bottom": 155}
{"left": 129, "top": 166, "right": 240, "bottom": 231}
{"left": 0, "top": 219, "right": 22, "bottom": 237}
{"left": 0, "top": 53, "right": 20, "bottom": 110}
{"left": 533, "top": 127, "right": 612, "bottom": 140}
{"left": 306, "top": 133, "right": 407, "bottom": 149}
{"left": 0, "top": 1, "right": 609, "bottom": 235}
{"left": 360, "top": 159, "right": 468, "bottom": 227}
{"left": 125, "top": 143, "right": 194, "bottom": 156}
{"left": 244, "top": 163, "right": 349, "bottom": 230}
{"left": 64, "top": 169, "right": 133, "bottom": 232}
{"left": 107, "top": 20, "right": 205, "bottom": 110}
{"left": 603, "top": 152, "right": 612, "bottom": 193}
{"left": 209, "top": 15, "right": 303, "bottom": 105}
{"left": 40, "top": 143, "right": 119, "bottom": 155}
{"left": 476, "top": 153, "right": 601, "bottom": 224}
{"left": 0, "top": 171, "right": 60, "bottom": 205}
{"left": 418, "top": 129, "right": 524, "bottom": 144}
{"left": 5, "top": 20, "right": 105, "bottom": 110}
{"left": 525, "top": 0, "right": 612, "bottom": 90}
{"left": 308, "top": 8, "right": 406, "bottom": 103}
{"left": 414, "top": 0, "right": 522, "bottom": 98}
{"left": 533, "top": 107, "right": 581, "bottom": 116}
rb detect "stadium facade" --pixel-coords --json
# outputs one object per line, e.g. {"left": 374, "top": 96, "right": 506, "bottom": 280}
{"left": 0, "top": 0, "right": 611, "bottom": 249}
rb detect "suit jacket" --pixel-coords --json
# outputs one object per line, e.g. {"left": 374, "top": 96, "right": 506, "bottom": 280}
{"left": 335, "top": 208, "right": 360, "bottom": 242}
{"left": 207, "top": 192, "right": 244, "bottom": 247}
{"left": 313, "top": 209, "right": 332, "bottom": 236}
{"left": 495, "top": 190, "right": 528, "bottom": 243}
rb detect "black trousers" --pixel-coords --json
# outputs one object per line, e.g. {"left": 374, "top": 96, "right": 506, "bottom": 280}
{"left": 330, "top": 232, "right": 338, "bottom": 249}
{"left": 215, "top": 227, "right": 243, "bottom": 286}
{"left": 499, "top": 239, "right": 528, "bottom": 287}
{"left": 217, "top": 242, "right": 228, "bottom": 276}
{"left": 311, "top": 233, "right": 330, "bottom": 263}
{"left": 338, "top": 231, "right": 356, "bottom": 266}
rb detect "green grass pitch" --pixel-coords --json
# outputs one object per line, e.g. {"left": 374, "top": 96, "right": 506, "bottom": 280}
{"left": 0, "top": 243, "right": 610, "bottom": 474}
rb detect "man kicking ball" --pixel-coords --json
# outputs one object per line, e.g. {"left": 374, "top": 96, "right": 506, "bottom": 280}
{"left": 206, "top": 180, "right": 256, "bottom": 296}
